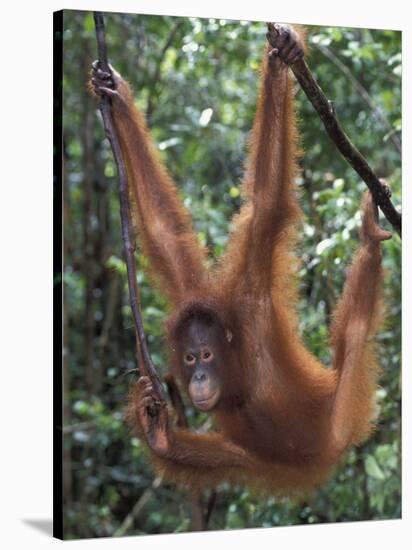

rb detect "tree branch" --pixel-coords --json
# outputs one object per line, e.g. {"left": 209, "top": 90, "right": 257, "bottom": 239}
{"left": 164, "top": 373, "right": 189, "bottom": 428}
{"left": 93, "top": 11, "right": 164, "bottom": 400}
{"left": 93, "top": 15, "right": 216, "bottom": 532}
{"left": 286, "top": 42, "right": 401, "bottom": 237}
{"left": 113, "top": 476, "right": 163, "bottom": 537}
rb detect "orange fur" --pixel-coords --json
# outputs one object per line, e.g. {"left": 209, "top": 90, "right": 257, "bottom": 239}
{"left": 97, "top": 26, "right": 388, "bottom": 494}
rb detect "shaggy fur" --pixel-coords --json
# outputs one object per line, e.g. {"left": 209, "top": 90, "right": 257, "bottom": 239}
{"left": 93, "top": 26, "right": 389, "bottom": 494}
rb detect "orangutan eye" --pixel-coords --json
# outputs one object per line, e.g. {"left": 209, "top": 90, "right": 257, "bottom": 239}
{"left": 202, "top": 350, "right": 213, "bottom": 362}
{"left": 184, "top": 354, "right": 196, "bottom": 365}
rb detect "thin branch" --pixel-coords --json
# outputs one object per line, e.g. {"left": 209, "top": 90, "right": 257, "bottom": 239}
{"left": 113, "top": 476, "right": 163, "bottom": 537}
{"left": 93, "top": 12, "right": 164, "bottom": 400}
{"left": 164, "top": 373, "right": 189, "bottom": 428}
{"left": 113, "top": 376, "right": 216, "bottom": 534}
{"left": 288, "top": 52, "right": 401, "bottom": 237}
{"left": 63, "top": 421, "right": 96, "bottom": 434}
{"left": 204, "top": 490, "right": 217, "bottom": 526}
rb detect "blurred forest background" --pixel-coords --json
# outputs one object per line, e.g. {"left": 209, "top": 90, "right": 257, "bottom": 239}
{"left": 60, "top": 10, "right": 401, "bottom": 540}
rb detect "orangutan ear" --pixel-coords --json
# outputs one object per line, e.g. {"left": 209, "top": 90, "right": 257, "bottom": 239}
{"left": 226, "top": 329, "right": 233, "bottom": 343}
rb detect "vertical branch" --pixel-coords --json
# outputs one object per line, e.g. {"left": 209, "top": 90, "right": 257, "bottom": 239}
{"left": 81, "top": 77, "right": 96, "bottom": 395}
{"left": 93, "top": 11, "right": 164, "bottom": 401}
{"left": 164, "top": 373, "right": 188, "bottom": 428}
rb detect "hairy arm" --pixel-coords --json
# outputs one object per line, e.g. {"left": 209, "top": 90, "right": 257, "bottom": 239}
{"left": 126, "top": 377, "right": 255, "bottom": 473}
{"left": 91, "top": 63, "right": 207, "bottom": 305}
{"left": 220, "top": 25, "right": 304, "bottom": 294}
{"left": 328, "top": 190, "right": 391, "bottom": 458}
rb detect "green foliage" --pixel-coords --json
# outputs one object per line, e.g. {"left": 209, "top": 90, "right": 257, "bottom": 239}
{"left": 62, "top": 10, "right": 401, "bottom": 539}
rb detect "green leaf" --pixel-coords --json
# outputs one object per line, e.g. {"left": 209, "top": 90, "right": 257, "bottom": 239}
{"left": 365, "top": 455, "right": 385, "bottom": 480}
{"left": 316, "top": 238, "right": 334, "bottom": 255}
{"left": 229, "top": 186, "right": 240, "bottom": 198}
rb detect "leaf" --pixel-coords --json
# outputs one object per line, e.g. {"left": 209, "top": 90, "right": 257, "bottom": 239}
{"left": 229, "top": 186, "right": 240, "bottom": 198}
{"left": 199, "top": 108, "right": 213, "bottom": 127}
{"left": 316, "top": 238, "right": 334, "bottom": 255}
{"left": 333, "top": 178, "right": 345, "bottom": 191}
{"left": 365, "top": 455, "right": 385, "bottom": 480}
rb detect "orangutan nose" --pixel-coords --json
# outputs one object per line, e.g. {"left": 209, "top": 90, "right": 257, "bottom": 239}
{"left": 194, "top": 372, "right": 207, "bottom": 383}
